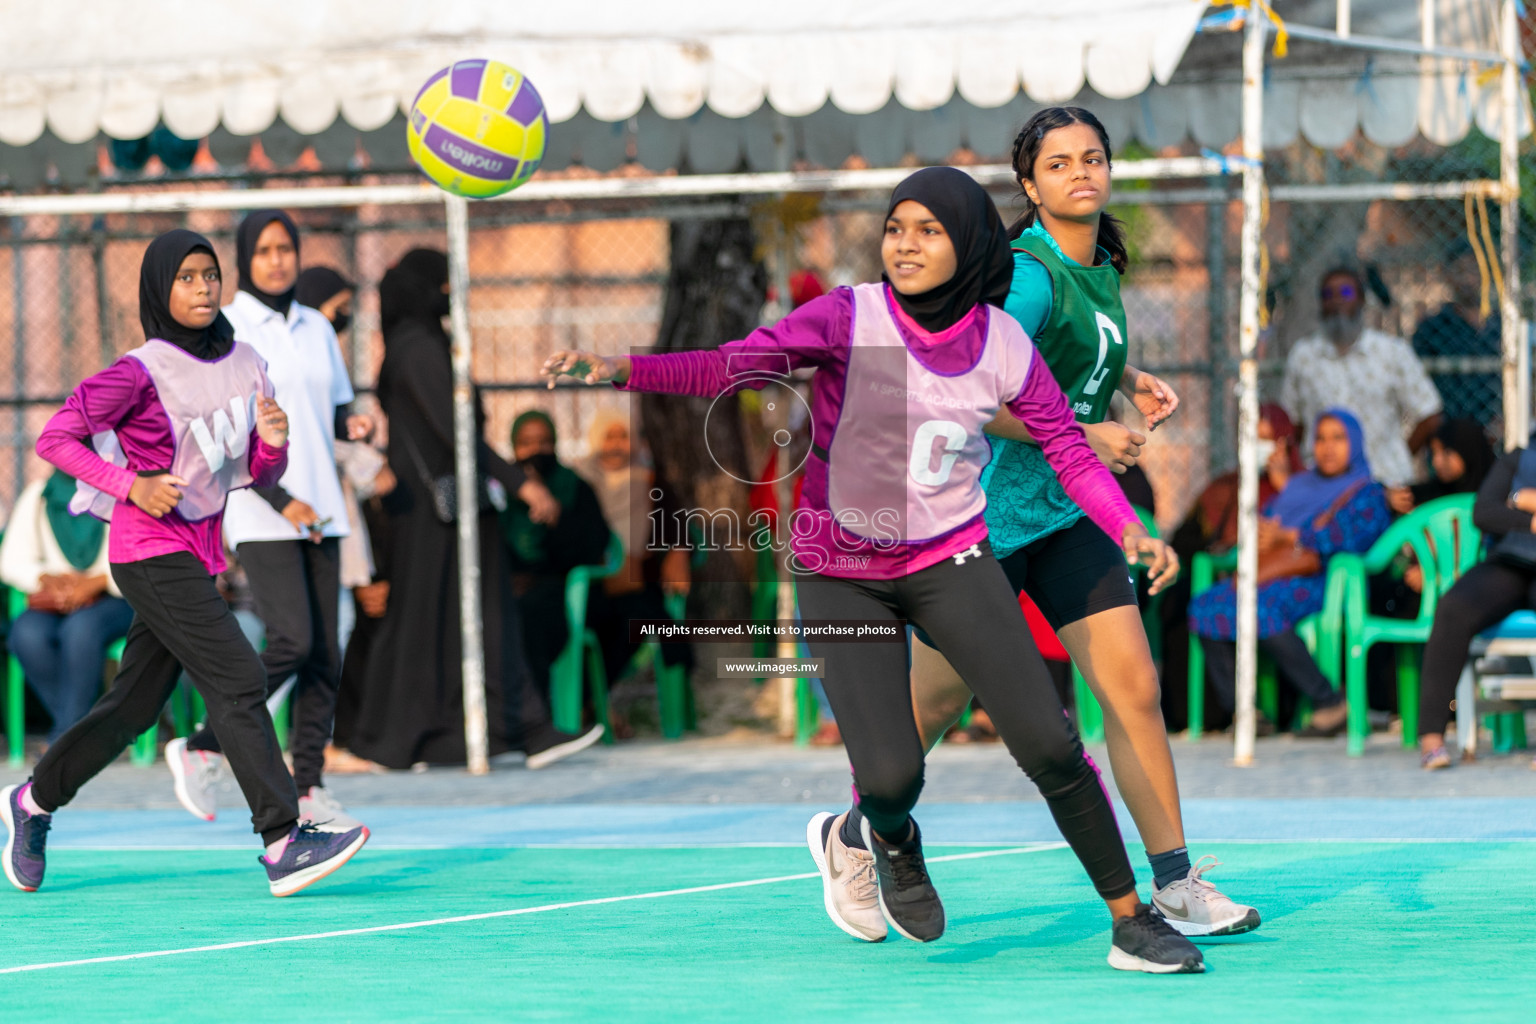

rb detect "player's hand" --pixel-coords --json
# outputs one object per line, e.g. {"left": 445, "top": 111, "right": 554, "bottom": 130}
{"left": 518, "top": 479, "right": 560, "bottom": 524}
{"left": 540, "top": 350, "right": 631, "bottom": 388}
{"left": 129, "top": 473, "right": 187, "bottom": 518}
{"left": 345, "top": 414, "right": 374, "bottom": 441}
{"left": 256, "top": 396, "right": 289, "bottom": 447}
{"left": 281, "top": 499, "right": 321, "bottom": 537}
{"left": 1121, "top": 525, "right": 1180, "bottom": 595}
{"left": 1121, "top": 369, "right": 1179, "bottom": 430}
{"left": 1084, "top": 421, "right": 1145, "bottom": 475}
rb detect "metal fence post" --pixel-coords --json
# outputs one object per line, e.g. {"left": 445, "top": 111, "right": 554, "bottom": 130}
{"left": 1233, "top": 6, "right": 1267, "bottom": 766}
{"left": 1499, "top": 0, "right": 1525, "bottom": 448}
{"left": 444, "top": 193, "right": 490, "bottom": 775}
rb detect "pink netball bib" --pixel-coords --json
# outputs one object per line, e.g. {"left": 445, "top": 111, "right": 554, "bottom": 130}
{"left": 825, "top": 283, "right": 1032, "bottom": 543}
{"left": 73, "top": 340, "right": 273, "bottom": 522}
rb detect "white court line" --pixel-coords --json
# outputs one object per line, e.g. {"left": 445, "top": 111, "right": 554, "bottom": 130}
{"left": 0, "top": 844, "right": 1066, "bottom": 976}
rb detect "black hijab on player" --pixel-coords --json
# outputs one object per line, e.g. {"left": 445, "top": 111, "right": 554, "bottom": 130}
{"left": 883, "top": 166, "right": 1014, "bottom": 333}
{"left": 138, "top": 229, "right": 236, "bottom": 360}
{"left": 236, "top": 208, "right": 301, "bottom": 316}
{"left": 295, "top": 267, "right": 355, "bottom": 332}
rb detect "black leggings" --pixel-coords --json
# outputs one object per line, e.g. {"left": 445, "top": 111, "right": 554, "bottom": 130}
{"left": 797, "top": 549, "right": 1137, "bottom": 901}
{"left": 30, "top": 553, "right": 299, "bottom": 845}
{"left": 188, "top": 538, "right": 341, "bottom": 792}
{"left": 1420, "top": 560, "right": 1536, "bottom": 737}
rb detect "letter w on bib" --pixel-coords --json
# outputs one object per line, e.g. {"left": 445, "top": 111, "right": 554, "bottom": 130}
{"left": 188, "top": 397, "right": 251, "bottom": 473}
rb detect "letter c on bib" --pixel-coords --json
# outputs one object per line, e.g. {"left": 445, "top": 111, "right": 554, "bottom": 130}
{"left": 910, "top": 419, "right": 966, "bottom": 486}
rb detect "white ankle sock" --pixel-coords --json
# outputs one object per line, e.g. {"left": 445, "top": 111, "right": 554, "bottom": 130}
{"left": 19, "top": 783, "right": 47, "bottom": 817}
{"left": 264, "top": 834, "right": 291, "bottom": 863}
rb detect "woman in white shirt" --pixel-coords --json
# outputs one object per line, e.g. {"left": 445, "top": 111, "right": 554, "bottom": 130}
{"left": 166, "top": 210, "right": 370, "bottom": 828}
{"left": 0, "top": 472, "right": 131, "bottom": 744}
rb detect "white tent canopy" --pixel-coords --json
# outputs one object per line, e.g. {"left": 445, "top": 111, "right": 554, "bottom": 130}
{"left": 1, "top": 0, "right": 1206, "bottom": 144}
{"left": 0, "top": 0, "right": 1525, "bottom": 181}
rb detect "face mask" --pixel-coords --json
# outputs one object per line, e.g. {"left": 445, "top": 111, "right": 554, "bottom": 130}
{"left": 1255, "top": 438, "right": 1276, "bottom": 464}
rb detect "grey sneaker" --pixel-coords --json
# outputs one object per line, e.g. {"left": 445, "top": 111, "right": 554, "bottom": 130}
{"left": 298, "top": 786, "right": 364, "bottom": 832}
{"left": 805, "top": 812, "right": 886, "bottom": 942}
{"left": 1151, "top": 856, "right": 1261, "bottom": 937}
{"left": 166, "top": 737, "right": 221, "bottom": 822}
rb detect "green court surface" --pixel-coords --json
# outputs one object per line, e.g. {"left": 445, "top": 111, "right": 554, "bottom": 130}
{"left": 8, "top": 841, "right": 1531, "bottom": 1022}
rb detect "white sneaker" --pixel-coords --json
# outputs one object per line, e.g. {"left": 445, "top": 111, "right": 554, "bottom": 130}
{"left": 805, "top": 811, "right": 887, "bottom": 942}
{"left": 298, "top": 786, "right": 365, "bottom": 832}
{"left": 166, "top": 737, "right": 221, "bottom": 822}
{"left": 1151, "top": 855, "right": 1262, "bottom": 937}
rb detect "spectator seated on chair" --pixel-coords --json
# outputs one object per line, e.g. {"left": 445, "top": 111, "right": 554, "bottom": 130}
{"left": 1188, "top": 409, "right": 1391, "bottom": 736}
{"left": 1386, "top": 417, "right": 1496, "bottom": 518}
{"left": 501, "top": 410, "right": 611, "bottom": 702}
{"left": 1368, "top": 419, "right": 1497, "bottom": 711}
{"left": 1162, "top": 404, "right": 1301, "bottom": 731}
{"left": 1415, "top": 441, "right": 1536, "bottom": 770}
{"left": 0, "top": 471, "right": 133, "bottom": 743}
{"left": 575, "top": 410, "right": 694, "bottom": 711}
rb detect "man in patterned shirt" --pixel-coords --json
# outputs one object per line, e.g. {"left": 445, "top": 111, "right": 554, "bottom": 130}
{"left": 1280, "top": 267, "right": 1443, "bottom": 487}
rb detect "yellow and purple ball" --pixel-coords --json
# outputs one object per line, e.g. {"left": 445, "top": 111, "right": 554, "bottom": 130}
{"left": 407, "top": 59, "right": 548, "bottom": 199}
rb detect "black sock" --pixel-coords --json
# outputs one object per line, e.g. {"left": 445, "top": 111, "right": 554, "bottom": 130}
{"left": 1148, "top": 846, "right": 1192, "bottom": 890}
{"left": 841, "top": 806, "right": 867, "bottom": 850}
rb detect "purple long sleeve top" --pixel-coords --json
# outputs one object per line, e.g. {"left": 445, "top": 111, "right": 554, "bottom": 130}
{"left": 619, "top": 285, "right": 1138, "bottom": 579}
{"left": 36, "top": 356, "right": 288, "bottom": 575}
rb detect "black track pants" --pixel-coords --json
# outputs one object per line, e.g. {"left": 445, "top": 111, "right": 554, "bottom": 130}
{"left": 30, "top": 553, "right": 299, "bottom": 844}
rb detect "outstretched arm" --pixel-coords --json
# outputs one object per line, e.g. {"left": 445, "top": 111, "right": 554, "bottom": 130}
{"left": 541, "top": 291, "right": 850, "bottom": 396}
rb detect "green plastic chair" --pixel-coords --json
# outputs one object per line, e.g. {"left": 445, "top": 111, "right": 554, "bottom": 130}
{"left": 1325, "top": 492, "right": 1480, "bottom": 755}
{"left": 548, "top": 534, "right": 697, "bottom": 741}
{"left": 1071, "top": 505, "right": 1164, "bottom": 744}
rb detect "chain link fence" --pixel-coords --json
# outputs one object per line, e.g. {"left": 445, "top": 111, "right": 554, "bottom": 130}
{"left": 0, "top": 136, "right": 1526, "bottom": 538}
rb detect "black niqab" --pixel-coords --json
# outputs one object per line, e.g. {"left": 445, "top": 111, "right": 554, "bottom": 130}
{"left": 380, "top": 249, "right": 451, "bottom": 335}
{"left": 882, "top": 166, "right": 1014, "bottom": 333}
{"left": 138, "top": 229, "right": 236, "bottom": 360}
{"left": 236, "top": 209, "right": 301, "bottom": 316}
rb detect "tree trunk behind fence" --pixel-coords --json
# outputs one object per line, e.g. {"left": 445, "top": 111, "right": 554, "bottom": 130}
{"left": 640, "top": 216, "right": 766, "bottom": 620}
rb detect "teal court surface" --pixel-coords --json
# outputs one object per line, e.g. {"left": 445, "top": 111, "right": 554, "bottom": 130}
{"left": 7, "top": 796, "right": 1535, "bottom": 1022}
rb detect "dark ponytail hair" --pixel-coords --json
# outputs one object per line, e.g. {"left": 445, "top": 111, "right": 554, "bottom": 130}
{"left": 1007, "top": 106, "right": 1129, "bottom": 275}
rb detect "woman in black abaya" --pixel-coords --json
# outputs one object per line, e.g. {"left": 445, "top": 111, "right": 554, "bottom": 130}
{"left": 348, "top": 250, "right": 602, "bottom": 768}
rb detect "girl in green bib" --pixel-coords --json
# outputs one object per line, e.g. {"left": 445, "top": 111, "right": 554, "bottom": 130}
{"left": 809, "top": 107, "right": 1261, "bottom": 942}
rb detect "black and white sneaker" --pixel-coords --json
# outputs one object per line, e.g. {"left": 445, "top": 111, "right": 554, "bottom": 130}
{"left": 859, "top": 815, "right": 945, "bottom": 942}
{"left": 1109, "top": 904, "right": 1206, "bottom": 973}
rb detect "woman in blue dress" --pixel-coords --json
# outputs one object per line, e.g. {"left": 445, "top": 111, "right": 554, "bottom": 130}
{"left": 1189, "top": 408, "right": 1392, "bottom": 735}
